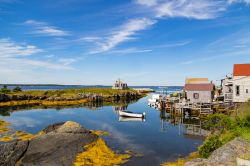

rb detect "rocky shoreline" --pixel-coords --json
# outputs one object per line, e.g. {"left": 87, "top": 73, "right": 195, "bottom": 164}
{"left": 0, "top": 91, "right": 144, "bottom": 107}
{"left": 0, "top": 92, "right": 142, "bottom": 102}
{"left": 184, "top": 137, "right": 250, "bottom": 166}
{"left": 0, "top": 121, "right": 130, "bottom": 166}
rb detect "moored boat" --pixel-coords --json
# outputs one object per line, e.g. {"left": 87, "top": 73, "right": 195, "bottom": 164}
{"left": 119, "top": 116, "right": 146, "bottom": 122}
{"left": 119, "top": 110, "right": 146, "bottom": 118}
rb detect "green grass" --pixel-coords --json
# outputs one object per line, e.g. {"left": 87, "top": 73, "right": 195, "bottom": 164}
{"left": 198, "top": 101, "right": 250, "bottom": 158}
{"left": 5, "top": 88, "right": 138, "bottom": 97}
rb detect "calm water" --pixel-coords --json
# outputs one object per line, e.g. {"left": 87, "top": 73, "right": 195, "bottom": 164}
{"left": 0, "top": 93, "right": 205, "bottom": 166}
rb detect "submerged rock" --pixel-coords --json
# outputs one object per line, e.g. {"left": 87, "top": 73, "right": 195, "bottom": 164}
{"left": 0, "top": 121, "right": 98, "bottom": 166}
{"left": 184, "top": 137, "right": 250, "bottom": 166}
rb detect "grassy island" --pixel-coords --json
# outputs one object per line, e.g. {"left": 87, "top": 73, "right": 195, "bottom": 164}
{"left": 0, "top": 87, "right": 145, "bottom": 107}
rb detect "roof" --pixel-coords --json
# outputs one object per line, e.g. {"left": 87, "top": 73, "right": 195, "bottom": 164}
{"left": 185, "top": 78, "right": 209, "bottom": 84}
{"left": 233, "top": 64, "right": 250, "bottom": 76}
{"left": 184, "top": 83, "right": 214, "bottom": 91}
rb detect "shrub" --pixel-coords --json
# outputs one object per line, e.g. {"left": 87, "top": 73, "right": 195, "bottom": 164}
{"left": 13, "top": 86, "right": 22, "bottom": 92}
{"left": 198, "top": 135, "right": 222, "bottom": 158}
{"left": 203, "top": 114, "right": 233, "bottom": 132}
{"left": 0, "top": 85, "right": 11, "bottom": 94}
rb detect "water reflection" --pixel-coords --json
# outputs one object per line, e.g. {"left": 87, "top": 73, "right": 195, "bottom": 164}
{"left": 158, "top": 109, "right": 209, "bottom": 137}
{"left": 0, "top": 98, "right": 139, "bottom": 116}
{"left": 0, "top": 96, "right": 207, "bottom": 165}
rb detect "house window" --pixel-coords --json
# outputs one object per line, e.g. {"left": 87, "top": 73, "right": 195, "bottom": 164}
{"left": 236, "top": 86, "right": 240, "bottom": 96}
{"left": 246, "top": 89, "right": 249, "bottom": 94}
{"left": 193, "top": 93, "right": 199, "bottom": 99}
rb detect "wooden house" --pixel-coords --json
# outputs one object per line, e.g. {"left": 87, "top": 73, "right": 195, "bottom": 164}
{"left": 184, "top": 78, "right": 214, "bottom": 103}
{"left": 222, "top": 64, "right": 250, "bottom": 102}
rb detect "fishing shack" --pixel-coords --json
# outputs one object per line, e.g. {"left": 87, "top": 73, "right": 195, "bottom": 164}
{"left": 184, "top": 78, "right": 214, "bottom": 104}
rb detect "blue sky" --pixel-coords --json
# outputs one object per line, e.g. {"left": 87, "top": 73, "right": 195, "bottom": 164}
{"left": 0, "top": 0, "right": 250, "bottom": 86}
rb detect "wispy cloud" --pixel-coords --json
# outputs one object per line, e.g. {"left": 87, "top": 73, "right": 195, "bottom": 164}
{"left": 0, "top": 38, "right": 75, "bottom": 71}
{"left": 24, "top": 20, "right": 70, "bottom": 37}
{"left": 86, "top": 0, "right": 235, "bottom": 53}
{"left": 152, "top": 40, "right": 192, "bottom": 49}
{"left": 0, "top": 38, "right": 42, "bottom": 58}
{"left": 181, "top": 28, "right": 250, "bottom": 65}
{"left": 58, "top": 58, "right": 76, "bottom": 65}
{"left": 89, "top": 18, "right": 155, "bottom": 53}
{"left": 135, "top": 0, "right": 157, "bottom": 7}
{"left": 181, "top": 60, "right": 194, "bottom": 65}
{"left": 157, "top": 1, "right": 225, "bottom": 19}
{"left": 106, "top": 48, "right": 152, "bottom": 55}
{"left": 228, "top": 0, "right": 250, "bottom": 4}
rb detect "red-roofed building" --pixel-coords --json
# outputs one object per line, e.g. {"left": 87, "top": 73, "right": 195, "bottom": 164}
{"left": 222, "top": 63, "right": 250, "bottom": 102}
{"left": 184, "top": 79, "right": 214, "bottom": 103}
{"left": 233, "top": 64, "right": 250, "bottom": 76}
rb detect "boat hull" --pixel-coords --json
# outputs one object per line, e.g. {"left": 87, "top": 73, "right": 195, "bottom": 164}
{"left": 119, "top": 111, "right": 145, "bottom": 118}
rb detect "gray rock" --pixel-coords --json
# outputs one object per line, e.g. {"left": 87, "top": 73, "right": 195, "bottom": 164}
{"left": 184, "top": 137, "right": 250, "bottom": 166}
{"left": 0, "top": 121, "right": 98, "bottom": 166}
{"left": 0, "top": 140, "right": 29, "bottom": 166}
{"left": 19, "top": 132, "right": 97, "bottom": 166}
{"left": 42, "top": 122, "right": 65, "bottom": 134}
{"left": 184, "top": 158, "right": 208, "bottom": 166}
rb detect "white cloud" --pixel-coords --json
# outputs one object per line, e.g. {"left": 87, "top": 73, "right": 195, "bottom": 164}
{"left": 58, "top": 58, "right": 76, "bottom": 65}
{"left": 0, "top": 38, "right": 75, "bottom": 71}
{"left": 90, "top": 18, "right": 155, "bottom": 53}
{"left": 0, "top": 38, "right": 42, "bottom": 58}
{"left": 152, "top": 40, "right": 192, "bottom": 48}
{"left": 107, "top": 48, "right": 152, "bottom": 55}
{"left": 228, "top": 0, "right": 250, "bottom": 4}
{"left": 80, "top": 36, "right": 102, "bottom": 42}
{"left": 135, "top": 0, "right": 157, "bottom": 6}
{"left": 135, "top": 0, "right": 226, "bottom": 19}
{"left": 24, "top": 20, "right": 70, "bottom": 36}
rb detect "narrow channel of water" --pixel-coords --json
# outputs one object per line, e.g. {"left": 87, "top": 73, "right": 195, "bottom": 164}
{"left": 0, "top": 94, "right": 206, "bottom": 165}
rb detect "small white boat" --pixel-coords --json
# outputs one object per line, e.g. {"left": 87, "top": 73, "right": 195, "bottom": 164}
{"left": 119, "top": 110, "right": 146, "bottom": 118}
{"left": 119, "top": 116, "right": 146, "bottom": 122}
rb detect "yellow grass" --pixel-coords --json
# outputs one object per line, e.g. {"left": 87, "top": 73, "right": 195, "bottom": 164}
{"left": 0, "top": 99, "right": 89, "bottom": 107}
{"left": 90, "top": 130, "right": 110, "bottom": 136}
{"left": 161, "top": 152, "right": 199, "bottom": 166}
{"left": 74, "top": 138, "right": 130, "bottom": 166}
{"left": 0, "top": 119, "right": 45, "bottom": 142}
{"left": 0, "top": 136, "right": 14, "bottom": 142}
{"left": 0, "top": 120, "right": 11, "bottom": 134}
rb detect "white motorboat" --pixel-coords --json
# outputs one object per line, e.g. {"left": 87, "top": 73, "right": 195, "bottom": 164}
{"left": 119, "top": 110, "right": 146, "bottom": 118}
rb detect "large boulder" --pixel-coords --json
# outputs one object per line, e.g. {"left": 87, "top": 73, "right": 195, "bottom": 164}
{"left": 0, "top": 121, "right": 98, "bottom": 166}
{"left": 185, "top": 137, "right": 250, "bottom": 166}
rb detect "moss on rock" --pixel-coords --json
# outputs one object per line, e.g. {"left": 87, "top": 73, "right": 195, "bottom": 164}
{"left": 74, "top": 138, "right": 130, "bottom": 166}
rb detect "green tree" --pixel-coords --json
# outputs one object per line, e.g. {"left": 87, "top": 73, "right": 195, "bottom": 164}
{"left": 13, "top": 86, "right": 22, "bottom": 92}
{"left": 0, "top": 85, "right": 11, "bottom": 94}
